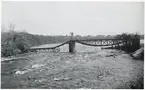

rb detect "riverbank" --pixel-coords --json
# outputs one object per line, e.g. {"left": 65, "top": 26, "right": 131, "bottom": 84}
{"left": 1, "top": 48, "right": 143, "bottom": 89}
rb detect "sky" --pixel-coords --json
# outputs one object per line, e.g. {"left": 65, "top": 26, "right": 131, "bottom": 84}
{"left": 2, "top": 2, "right": 144, "bottom": 36}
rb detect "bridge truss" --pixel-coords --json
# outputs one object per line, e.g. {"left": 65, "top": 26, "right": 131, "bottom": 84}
{"left": 29, "top": 39, "right": 131, "bottom": 52}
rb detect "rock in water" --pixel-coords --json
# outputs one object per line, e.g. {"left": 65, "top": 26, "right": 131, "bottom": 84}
{"left": 32, "top": 64, "right": 43, "bottom": 69}
{"left": 15, "top": 70, "right": 27, "bottom": 75}
{"left": 53, "top": 77, "right": 71, "bottom": 81}
{"left": 131, "top": 47, "right": 144, "bottom": 60}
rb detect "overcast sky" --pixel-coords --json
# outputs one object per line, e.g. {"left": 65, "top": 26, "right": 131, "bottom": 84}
{"left": 2, "top": 2, "right": 144, "bottom": 36}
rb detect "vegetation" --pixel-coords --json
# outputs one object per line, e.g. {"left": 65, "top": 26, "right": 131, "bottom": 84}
{"left": 114, "top": 33, "right": 141, "bottom": 52}
{"left": 115, "top": 33, "right": 140, "bottom": 40}
{"left": 1, "top": 30, "right": 72, "bottom": 57}
{"left": 1, "top": 31, "right": 29, "bottom": 57}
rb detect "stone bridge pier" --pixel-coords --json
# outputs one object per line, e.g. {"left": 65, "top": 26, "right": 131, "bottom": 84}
{"left": 69, "top": 32, "right": 75, "bottom": 53}
{"left": 69, "top": 40, "right": 75, "bottom": 53}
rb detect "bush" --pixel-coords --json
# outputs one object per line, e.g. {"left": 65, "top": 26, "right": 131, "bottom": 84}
{"left": 115, "top": 33, "right": 140, "bottom": 52}
{"left": 1, "top": 31, "right": 30, "bottom": 57}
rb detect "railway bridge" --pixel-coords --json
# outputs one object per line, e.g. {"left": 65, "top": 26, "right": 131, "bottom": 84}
{"left": 30, "top": 33, "right": 140, "bottom": 53}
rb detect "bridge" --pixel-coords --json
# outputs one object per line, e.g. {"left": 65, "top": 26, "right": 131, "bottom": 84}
{"left": 30, "top": 33, "right": 140, "bottom": 53}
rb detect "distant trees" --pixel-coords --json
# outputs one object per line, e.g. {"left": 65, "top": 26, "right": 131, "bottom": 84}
{"left": 74, "top": 35, "right": 114, "bottom": 40}
{"left": 115, "top": 33, "right": 140, "bottom": 40}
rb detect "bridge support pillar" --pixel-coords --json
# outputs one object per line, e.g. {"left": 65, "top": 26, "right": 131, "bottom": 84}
{"left": 69, "top": 40, "right": 75, "bottom": 53}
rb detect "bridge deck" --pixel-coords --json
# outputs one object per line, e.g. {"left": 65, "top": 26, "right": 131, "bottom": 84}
{"left": 74, "top": 39, "right": 128, "bottom": 41}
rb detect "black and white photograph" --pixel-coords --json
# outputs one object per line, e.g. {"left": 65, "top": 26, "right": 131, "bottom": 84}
{"left": 1, "top": 1, "right": 144, "bottom": 89}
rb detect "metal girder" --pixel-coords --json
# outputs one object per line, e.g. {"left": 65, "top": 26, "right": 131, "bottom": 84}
{"left": 76, "top": 39, "right": 125, "bottom": 46}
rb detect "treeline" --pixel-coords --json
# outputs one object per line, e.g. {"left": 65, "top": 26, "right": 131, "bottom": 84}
{"left": 2, "top": 31, "right": 70, "bottom": 47}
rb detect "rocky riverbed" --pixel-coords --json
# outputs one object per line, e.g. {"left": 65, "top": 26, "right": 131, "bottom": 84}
{"left": 1, "top": 43, "right": 144, "bottom": 89}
